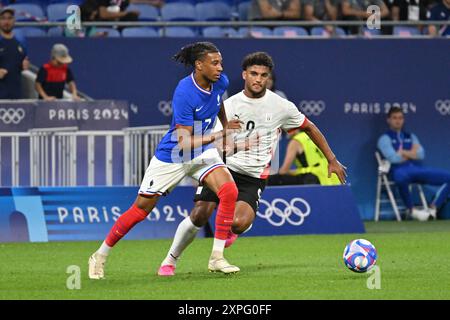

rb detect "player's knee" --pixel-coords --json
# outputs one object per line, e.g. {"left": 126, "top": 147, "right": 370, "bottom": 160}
{"left": 217, "top": 182, "right": 238, "bottom": 204}
{"left": 190, "top": 201, "right": 214, "bottom": 227}
{"left": 232, "top": 217, "right": 251, "bottom": 235}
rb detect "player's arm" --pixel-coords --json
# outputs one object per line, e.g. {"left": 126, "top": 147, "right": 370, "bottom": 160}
{"left": 279, "top": 139, "right": 303, "bottom": 175}
{"left": 301, "top": 120, "right": 347, "bottom": 184}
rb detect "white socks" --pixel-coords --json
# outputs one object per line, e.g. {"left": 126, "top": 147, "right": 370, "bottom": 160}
{"left": 162, "top": 216, "right": 200, "bottom": 266}
{"left": 212, "top": 239, "right": 226, "bottom": 258}
{"left": 97, "top": 241, "right": 111, "bottom": 256}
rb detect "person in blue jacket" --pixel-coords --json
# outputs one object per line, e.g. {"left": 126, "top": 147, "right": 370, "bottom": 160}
{"left": 377, "top": 106, "right": 450, "bottom": 220}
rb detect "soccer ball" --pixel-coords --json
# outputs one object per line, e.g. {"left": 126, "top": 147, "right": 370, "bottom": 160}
{"left": 343, "top": 239, "right": 377, "bottom": 273}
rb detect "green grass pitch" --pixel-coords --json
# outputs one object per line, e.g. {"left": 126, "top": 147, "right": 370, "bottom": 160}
{"left": 1, "top": 221, "right": 450, "bottom": 300}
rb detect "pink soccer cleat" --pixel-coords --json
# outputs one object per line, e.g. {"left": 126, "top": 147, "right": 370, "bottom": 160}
{"left": 157, "top": 265, "right": 176, "bottom": 276}
{"left": 225, "top": 231, "right": 238, "bottom": 248}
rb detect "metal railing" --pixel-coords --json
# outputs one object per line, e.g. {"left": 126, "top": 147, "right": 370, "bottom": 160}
{"left": 0, "top": 125, "right": 169, "bottom": 187}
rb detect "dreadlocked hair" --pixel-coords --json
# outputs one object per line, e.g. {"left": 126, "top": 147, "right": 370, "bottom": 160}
{"left": 173, "top": 42, "right": 220, "bottom": 67}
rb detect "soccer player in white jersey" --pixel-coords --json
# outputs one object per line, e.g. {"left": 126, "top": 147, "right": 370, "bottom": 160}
{"left": 158, "top": 52, "right": 347, "bottom": 276}
{"left": 88, "top": 42, "right": 245, "bottom": 279}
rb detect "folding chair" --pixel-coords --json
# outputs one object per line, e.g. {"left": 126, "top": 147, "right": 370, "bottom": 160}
{"left": 374, "top": 151, "right": 430, "bottom": 221}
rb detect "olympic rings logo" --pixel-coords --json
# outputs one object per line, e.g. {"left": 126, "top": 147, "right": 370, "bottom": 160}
{"left": 0, "top": 108, "right": 26, "bottom": 124}
{"left": 435, "top": 100, "right": 450, "bottom": 116}
{"left": 158, "top": 101, "right": 173, "bottom": 117}
{"left": 298, "top": 100, "right": 326, "bottom": 116}
{"left": 257, "top": 197, "right": 311, "bottom": 227}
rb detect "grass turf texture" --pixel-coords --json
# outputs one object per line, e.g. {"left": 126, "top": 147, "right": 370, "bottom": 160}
{"left": 1, "top": 220, "right": 450, "bottom": 300}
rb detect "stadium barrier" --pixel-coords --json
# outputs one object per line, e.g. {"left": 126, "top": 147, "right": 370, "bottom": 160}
{"left": 0, "top": 99, "right": 169, "bottom": 187}
{"left": 0, "top": 185, "right": 364, "bottom": 243}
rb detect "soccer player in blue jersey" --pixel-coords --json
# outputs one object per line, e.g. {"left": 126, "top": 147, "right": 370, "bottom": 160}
{"left": 89, "top": 42, "right": 243, "bottom": 279}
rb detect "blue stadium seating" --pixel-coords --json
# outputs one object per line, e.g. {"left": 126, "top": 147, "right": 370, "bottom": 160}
{"left": 238, "top": 27, "right": 272, "bottom": 38}
{"left": 122, "top": 27, "right": 160, "bottom": 37}
{"left": 127, "top": 4, "right": 159, "bottom": 21}
{"left": 273, "top": 26, "right": 308, "bottom": 37}
{"left": 202, "top": 26, "right": 238, "bottom": 38}
{"left": 15, "top": 26, "right": 47, "bottom": 37}
{"left": 310, "top": 26, "right": 346, "bottom": 37}
{"left": 195, "top": 2, "right": 232, "bottom": 21}
{"left": 47, "top": 26, "right": 64, "bottom": 36}
{"left": 237, "top": 1, "right": 250, "bottom": 20}
{"left": 393, "top": 26, "right": 421, "bottom": 36}
{"left": 363, "top": 27, "right": 381, "bottom": 36}
{"left": 46, "top": 3, "right": 68, "bottom": 21}
{"left": 164, "top": 0, "right": 196, "bottom": 4}
{"left": 161, "top": 2, "right": 196, "bottom": 21}
{"left": 165, "top": 26, "right": 197, "bottom": 37}
{"left": 48, "top": 0, "right": 83, "bottom": 4}
{"left": 94, "top": 28, "right": 121, "bottom": 38}
{"left": 8, "top": 4, "right": 45, "bottom": 21}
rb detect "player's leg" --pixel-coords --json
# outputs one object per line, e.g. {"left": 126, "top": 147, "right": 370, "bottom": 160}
{"left": 89, "top": 156, "right": 186, "bottom": 279}
{"left": 158, "top": 200, "right": 217, "bottom": 276}
{"left": 408, "top": 166, "right": 450, "bottom": 217}
{"left": 202, "top": 167, "right": 239, "bottom": 273}
{"left": 225, "top": 171, "right": 266, "bottom": 248}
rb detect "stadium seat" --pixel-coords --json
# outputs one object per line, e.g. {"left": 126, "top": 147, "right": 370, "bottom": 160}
{"left": 196, "top": 0, "right": 234, "bottom": 4}
{"left": 238, "top": 27, "right": 272, "bottom": 38}
{"left": 8, "top": 4, "right": 46, "bottom": 22}
{"left": 374, "top": 151, "right": 432, "bottom": 221}
{"left": 15, "top": 27, "right": 47, "bottom": 37}
{"left": 47, "top": 26, "right": 64, "bottom": 36}
{"left": 161, "top": 2, "right": 196, "bottom": 21}
{"left": 363, "top": 27, "right": 381, "bottom": 37}
{"left": 48, "top": 0, "right": 83, "bottom": 4}
{"left": 202, "top": 26, "right": 238, "bottom": 38}
{"left": 164, "top": 0, "right": 196, "bottom": 4}
{"left": 273, "top": 26, "right": 308, "bottom": 37}
{"left": 237, "top": 1, "right": 250, "bottom": 21}
{"left": 122, "top": 27, "right": 160, "bottom": 38}
{"left": 393, "top": 26, "right": 421, "bottom": 37}
{"left": 46, "top": 3, "right": 69, "bottom": 21}
{"left": 195, "top": 2, "right": 232, "bottom": 21}
{"left": 165, "top": 26, "right": 197, "bottom": 37}
{"left": 310, "top": 27, "right": 346, "bottom": 37}
{"left": 94, "top": 28, "right": 121, "bottom": 38}
{"left": 127, "top": 4, "right": 159, "bottom": 21}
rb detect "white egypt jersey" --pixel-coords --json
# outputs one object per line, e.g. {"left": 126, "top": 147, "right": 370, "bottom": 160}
{"left": 217, "top": 89, "right": 307, "bottom": 179}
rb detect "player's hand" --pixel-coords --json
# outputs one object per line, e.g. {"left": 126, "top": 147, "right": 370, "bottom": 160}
{"left": 328, "top": 157, "right": 347, "bottom": 184}
{"left": 227, "top": 119, "right": 243, "bottom": 130}
{"left": 22, "top": 57, "right": 30, "bottom": 70}
{"left": 44, "top": 96, "right": 57, "bottom": 101}
{"left": 0, "top": 68, "right": 8, "bottom": 79}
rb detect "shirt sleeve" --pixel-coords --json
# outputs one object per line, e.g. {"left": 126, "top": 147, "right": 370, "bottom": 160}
{"left": 281, "top": 101, "right": 307, "bottom": 131}
{"left": 377, "top": 134, "right": 403, "bottom": 164}
{"left": 172, "top": 90, "right": 194, "bottom": 127}
{"left": 66, "top": 68, "right": 74, "bottom": 83}
{"left": 411, "top": 133, "right": 425, "bottom": 160}
{"left": 36, "top": 67, "right": 46, "bottom": 84}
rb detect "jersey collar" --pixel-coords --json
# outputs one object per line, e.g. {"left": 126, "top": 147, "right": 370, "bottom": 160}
{"left": 191, "top": 73, "right": 212, "bottom": 95}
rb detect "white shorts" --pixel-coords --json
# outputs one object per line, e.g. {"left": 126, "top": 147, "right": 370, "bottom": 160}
{"left": 138, "top": 148, "right": 225, "bottom": 196}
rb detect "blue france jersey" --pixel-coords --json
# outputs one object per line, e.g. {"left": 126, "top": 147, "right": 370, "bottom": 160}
{"left": 155, "top": 73, "right": 229, "bottom": 163}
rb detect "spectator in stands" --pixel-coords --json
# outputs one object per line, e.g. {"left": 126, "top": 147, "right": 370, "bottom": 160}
{"left": 269, "top": 128, "right": 340, "bottom": 185}
{"left": 428, "top": 0, "right": 450, "bottom": 36}
{"left": 341, "top": 0, "right": 390, "bottom": 34}
{"left": 391, "top": 0, "right": 431, "bottom": 34}
{"left": 35, "top": 44, "right": 80, "bottom": 101}
{"left": 249, "top": 0, "right": 302, "bottom": 20}
{"left": 377, "top": 106, "right": 450, "bottom": 220}
{"left": 130, "top": 0, "right": 165, "bottom": 8}
{"left": 0, "top": 7, "right": 29, "bottom": 99}
{"left": 80, "top": 0, "right": 140, "bottom": 22}
{"left": 303, "top": 0, "right": 339, "bottom": 35}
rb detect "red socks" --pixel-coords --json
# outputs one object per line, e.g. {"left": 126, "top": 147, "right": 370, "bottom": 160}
{"left": 105, "top": 204, "right": 148, "bottom": 247}
{"left": 215, "top": 182, "right": 238, "bottom": 240}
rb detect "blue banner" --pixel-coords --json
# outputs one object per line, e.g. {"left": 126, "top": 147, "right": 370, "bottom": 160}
{"left": 0, "top": 186, "right": 203, "bottom": 243}
{"left": 0, "top": 100, "right": 130, "bottom": 132}
{"left": 209, "top": 185, "right": 365, "bottom": 236}
{"left": 0, "top": 185, "right": 363, "bottom": 243}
